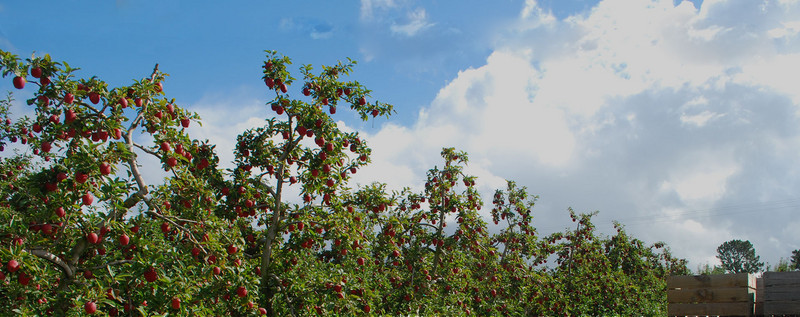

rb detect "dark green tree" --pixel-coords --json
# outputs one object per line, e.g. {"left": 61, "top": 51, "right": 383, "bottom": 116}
{"left": 716, "top": 239, "right": 764, "bottom": 273}
{"left": 791, "top": 249, "right": 800, "bottom": 271}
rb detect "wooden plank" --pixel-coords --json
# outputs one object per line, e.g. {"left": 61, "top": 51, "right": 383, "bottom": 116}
{"left": 755, "top": 277, "right": 764, "bottom": 316}
{"left": 668, "top": 273, "right": 755, "bottom": 289}
{"left": 764, "top": 300, "right": 800, "bottom": 315}
{"left": 668, "top": 302, "right": 753, "bottom": 316}
{"left": 763, "top": 271, "right": 800, "bottom": 287}
{"left": 763, "top": 287, "right": 800, "bottom": 301}
{"left": 668, "top": 287, "right": 754, "bottom": 303}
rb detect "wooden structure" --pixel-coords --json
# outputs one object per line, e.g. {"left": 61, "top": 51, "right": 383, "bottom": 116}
{"left": 668, "top": 273, "right": 756, "bottom": 316}
{"left": 669, "top": 272, "right": 800, "bottom": 316}
{"left": 761, "top": 271, "right": 800, "bottom": 316}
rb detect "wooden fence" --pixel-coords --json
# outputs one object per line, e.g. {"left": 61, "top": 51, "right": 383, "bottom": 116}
{"left": 668, "top": 271, "right": 800, "bottom": 316}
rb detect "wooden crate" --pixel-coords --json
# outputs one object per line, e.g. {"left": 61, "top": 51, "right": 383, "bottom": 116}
{"left": 668, "top": 273, "right": 756, "bottom": 316}
{"left": 762, "top": 271, "right": 800, "bottom": 316}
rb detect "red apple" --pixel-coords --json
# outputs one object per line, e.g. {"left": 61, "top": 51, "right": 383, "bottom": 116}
{"left": 65, "top": 109, "right": 77, "bottom": 123}
{"left": 87, "top": 232, "right": 99, "bottom": 244}
{"left": 119, "top": 234, "right": 129, "bottom": 246}
{"left": 166, "top": 157, "right": 177, "bottom": 167}
{"left": 55, "top": 207, "right": 66, "bottom": 218}
{"left": 30, "top": 67, "right": 42, "bottom": 78}
{"left": 134, "top": 98, "right": 143, "bottom": 107}
{"left": 237, "top": 286, "right": 247, "bottom": 297}
{"left": 181, "top": 118, "right": 190, "bottom": 128}
{"left": 160, "top": 141, "right": 171, "bottom": 152}
{"left": 88, "top": 92, "right": 100, "bottom": 104}
{"left": 64, "top": 93, "right": 74, "bottom": 104}
{"left": 144, "top": 267, "right": 158, "bottom": 282}
{"left": 227, "top": 245, "right": 238, "bottom": 255}
{"left": 84, "top": 301, "right": 97, "bottom": 314}
{"left": 99, "top": 162, "right": 111, "bottom": 175}
{"left": 213, "top": 266, "right": 221, "bottom": 275}
{"left": 82, "top": 193, "right": 94, "bottom": 206}
{"left": 13, "top": 76, "right": 25, "bottom": 89}
{"left": 40, "top": 141, "right": 52, "bottom": 153}
{"left": 75, "top": 172, "right": 89, "bottom": 183}
{"left": 119, "top": 98, "right": 128, "bottom": 108}
{"left": 171, "top": 298, "right": 180, "bottom": 309}
{"left": 7, "top": 260, "right": 19, "bottom": 273}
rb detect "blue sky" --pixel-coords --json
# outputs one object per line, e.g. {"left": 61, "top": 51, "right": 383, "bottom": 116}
{"left": 2, "top": 0, "right": 800, "bottom": 269}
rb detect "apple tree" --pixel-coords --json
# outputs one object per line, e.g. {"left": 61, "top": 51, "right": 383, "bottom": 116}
{"left": 0, "top": 49, "right": 392, "bottom": 316}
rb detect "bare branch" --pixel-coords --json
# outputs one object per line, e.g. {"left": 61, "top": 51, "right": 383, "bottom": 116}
{"left": 28, "top": 248, "right": 74, "bottom": 278}
{"left": 132, "top": 142, "right": 159, "bottom": 156}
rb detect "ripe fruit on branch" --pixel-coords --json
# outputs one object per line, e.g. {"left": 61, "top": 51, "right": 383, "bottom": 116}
{"left": 237, "top": 286, "right": 248, "bottom": 297}
{"left": 82, "top": 193, "right": 94, "bottom": 206}
{"left": 75, "top": 172, "right": 89, "bottom": 183}
{"left": 13, "top": 76, "right": 25, "bottom": 89}
{"left": 144, "top": 267, "right": 158, "bottom": 283}
{"left": 88, "top": 92, "right": 100, "bottom": 104}
{"left": 119, "top": 234, "right": 130, "bottom": 246}
{"left": 7, "top": 259, "right": 20, "bottom": 273}
{"left": 171, "top": 298, "right": 180, "bottom": 309}
{"left": 84, "top": 301, "right": 97, "bottom": 314}
{"left": 64, "top": 93, "right": 74, "bottom": 104}
{"left": 87, "top": 232, "right": 99, "bottom": 244}
{"left": 65, "top": 109, "right": 77, "bottom": 123}
{"left": 166, "top": 157, "right": 177, "bottom": 168}
{"left": 30, "top": 67, "right": 42, "bottom": 78}
{"left": 100, "top": 162, "right": 112, "bottom": 175}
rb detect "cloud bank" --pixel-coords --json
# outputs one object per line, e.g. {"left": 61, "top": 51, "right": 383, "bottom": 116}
{"left": 350, "top": 0, "right": 800, "bottom": 267}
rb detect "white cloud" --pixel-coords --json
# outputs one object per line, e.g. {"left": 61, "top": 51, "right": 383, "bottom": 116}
{"left": 767, "top": 21, "right": 800, "bottom": 38}
{"left": 520, "top": 0, "right": 556, "bottom": 28}
{"left": 360, "top": 0, "right": 398, "bottom": 21}
{"left": 680, "top": 110, "right": 724, "bottom": 127}
{"left": 351, "top": 0, "right": 800, "bottom": 267}
{"left": 389, "top": 7, "right": 433, "bottom": 37}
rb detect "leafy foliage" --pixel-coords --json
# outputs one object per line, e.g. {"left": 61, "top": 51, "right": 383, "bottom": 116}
{"left": 0, "top": 50, "right": 687, "bottom": 316}
{"left": 716, "top": 239, "right": 764, "bottom": 274}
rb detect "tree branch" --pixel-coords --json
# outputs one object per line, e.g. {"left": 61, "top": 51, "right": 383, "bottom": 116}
{"left": 28, "top": 248, "right": 74, "bottom": 278}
